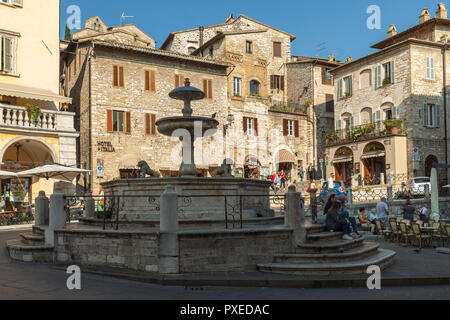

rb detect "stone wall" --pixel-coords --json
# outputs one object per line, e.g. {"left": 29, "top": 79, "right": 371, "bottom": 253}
{"left": 54, "top": 230, "right": 159, "bottom": 272}
{"left": 178, "top": 228, "right": 293, "bottom": 273}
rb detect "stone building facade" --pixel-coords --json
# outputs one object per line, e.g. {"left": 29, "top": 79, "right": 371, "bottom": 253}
{"left": 287, "top": 55, "right": 341, "bottom": 177}
{"left": 0, "top": 0, "right": 77, "bottom": 203}
{"left": 161, "top": 15, "right": 312, "bottom": 180}
{"left": 326, "top": 4, "right": 450, "bottom": 190}
{"left": 63, "top": 18, "right": 231, "bottom": 194}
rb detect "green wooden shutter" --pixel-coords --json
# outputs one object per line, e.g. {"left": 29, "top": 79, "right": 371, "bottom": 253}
{"left": 337, "top": 79, "right": 343, "bottom": 99}
{"left": 435, "top": 105, "right": 440, "bottom": 127}
{"left": 349, "top": 76, "right": 353, "bottom": 95}
{"left": 422, "top": 104, "right": 428, "bottom": 126}
{"left": 393, "top": 106, "right": 398, "bottom": 119}
{"left": 390, "top": 61, "right": 395, "bottom": 84}
{"left": 375, "top": 65, "right": 381, "bottom": 88}
{"left": 426, "top": 57, "right": 430, "bottom": 79}
{"left": 336, "top": 120, "right": 342, "bottom": 131}
{"left": 3, "top": 37, "right": 13, "bottom": 73}
{"left": 430, "top": 58, "right": 435, "bottom": 79}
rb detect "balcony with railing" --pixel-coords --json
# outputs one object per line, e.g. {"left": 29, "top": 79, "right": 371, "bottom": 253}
{"left": 0, "top": 103, "right": 76, "bottom": 133}
{"left": 269, "top": 100, "right": 307, "bottom": 115}
{"left": 325, "top": 119, "right": 405, "bottom": 147}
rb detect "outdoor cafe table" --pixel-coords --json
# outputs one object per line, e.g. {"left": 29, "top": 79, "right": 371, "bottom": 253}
{"left": 420, "top": 226, "right": 438, "bottom": 235}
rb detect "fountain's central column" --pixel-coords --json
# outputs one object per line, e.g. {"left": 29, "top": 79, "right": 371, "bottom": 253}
{"left": 180, "top": 131, "right": 197, "bottom": 177}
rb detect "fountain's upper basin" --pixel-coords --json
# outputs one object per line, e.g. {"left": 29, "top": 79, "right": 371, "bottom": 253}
{"left": 156, "top": 116, "right": 219, "bottom": 137}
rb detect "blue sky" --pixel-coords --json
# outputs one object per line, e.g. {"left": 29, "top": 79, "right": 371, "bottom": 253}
{"left": 60, "top": 0, "right": 447, "bottom": 61}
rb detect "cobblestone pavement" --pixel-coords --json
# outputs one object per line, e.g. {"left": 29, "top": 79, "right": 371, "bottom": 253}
{"left": 1, "top": 229, "right": 450, "bottom": 300}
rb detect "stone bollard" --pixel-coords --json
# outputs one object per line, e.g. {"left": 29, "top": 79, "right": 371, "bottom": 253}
{"left": 34, "top": 191, "right": 49, "bottom": 226}
{"left": 430, "top": 168, "right": 439, "bottom": 216}
{"left": 83, "top": 192, "right": 95, "bottom": 218}
{"left": 346, "top": 187, "right": 353, "bottom": 206}
{"left": 158, "top": 185, "right": 179, "bottom": 274}
{"left": 285, "top": 185, "right": 306, "bottom": 246}
{"left": 45, "top": 187, "right": 66, "bottom": 246}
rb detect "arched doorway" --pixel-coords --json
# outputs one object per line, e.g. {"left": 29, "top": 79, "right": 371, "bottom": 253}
{"left": 425, "top": 155, "right": 438, "bottom": 177}
{"left": 274, "top": 149, "right": 295, "bottom": 180}
{"left": 362, "top": 142, "right": 386, "bottom": 185}
{"left": 333, "top": 147, "right": 353, "bottom": 186}
{"left": 1, "top": 138, "right": 57, "bottom": 207}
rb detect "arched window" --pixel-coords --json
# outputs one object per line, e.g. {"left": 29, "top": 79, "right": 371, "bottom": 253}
{"left": 360, "top": 107, "right": 372, "bottom": 124}
{"left": 360, "top": 69, "right": 372, "bottom": 89}
{"left": 250, "top": 80, "right": 260, "bottom": 95}
{"left": 187, "top": 47, "right": 196, "bottom": 55}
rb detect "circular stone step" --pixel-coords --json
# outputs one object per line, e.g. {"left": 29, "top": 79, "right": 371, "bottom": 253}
{"left": 295, "top": 237, "right": 365, "bottom": 254}
{"left": 257, "top": 248, "right": 396, "bottom": 276}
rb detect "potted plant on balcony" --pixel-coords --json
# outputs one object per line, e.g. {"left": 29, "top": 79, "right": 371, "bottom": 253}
{"left": 304, "top": 100, "right": 312, "bottom": 108}
{"left": 26, "top": 104, "right": 41, "bottom": 122}
{"left": 384, "top": 119, "right": 402, "bottom": 134}
{"left": 325, "top": 132, "right": 339, "bottom": 144}
{"left": 383, "top": 77, "right": 391, "bottom": 86}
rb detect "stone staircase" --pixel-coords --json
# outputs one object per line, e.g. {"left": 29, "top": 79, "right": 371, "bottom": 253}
{"left": 257, "top": 224, "right": 396, "bottom": 276}
{"left": 6, "top": 226, "right": 54, "bottom": 263}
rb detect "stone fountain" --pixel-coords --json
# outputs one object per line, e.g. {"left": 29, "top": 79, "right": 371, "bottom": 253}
{"left": 156, "top": 78, "right": 219, "bottom": 177}
{"left": 101, "top": 79, "right": 273, "bottom": 221}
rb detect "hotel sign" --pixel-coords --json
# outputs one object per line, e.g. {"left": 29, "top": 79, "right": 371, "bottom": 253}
{"left": 97, "top": 141, "right": 115, "bottom": 153}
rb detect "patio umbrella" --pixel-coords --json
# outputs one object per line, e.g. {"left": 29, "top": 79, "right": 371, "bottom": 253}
{"left": 0, "top": 170, "right": 19, "bottom": 178}
{"left": 17, "top": 164, "right": 91, "bottom": 183}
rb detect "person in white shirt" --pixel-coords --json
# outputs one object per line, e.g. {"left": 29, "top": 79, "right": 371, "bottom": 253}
{"left": 376, "top": 197, "right": 390, "bottom": 228}
{"left": 328, "top": 174, "right": 334, "bottom": 190}
{"left": 419, "top": 203, "right": 428, "bottom": 221}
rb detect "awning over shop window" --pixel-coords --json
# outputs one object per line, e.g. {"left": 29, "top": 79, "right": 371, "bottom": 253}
{"left": 332, "top": 156, "right": 353, "bottom": 164}
{"left": 0, "top": 83, "right": 72, "bottom": 104}
{"left": 361, "top": 151, "right": 386, "bottom": 160}
{"left": 275, "top": 149, "right": 295, "bottom": 163}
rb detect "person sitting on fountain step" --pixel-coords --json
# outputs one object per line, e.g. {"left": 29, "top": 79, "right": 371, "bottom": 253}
{"left": 325, "top": 200, "right": 354, "bottom": 240}
{"left": 337, "top": 197, "right": 362, "bottom": 239}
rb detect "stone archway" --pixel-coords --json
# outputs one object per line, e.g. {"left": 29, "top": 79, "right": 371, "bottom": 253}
{"left": 333, "top": 147, "right": 353, "bottom": 185}
{"left": 362, "top": 142, "right": 386, "bottom": 185}
{"left": 425, "top": 155, "right": 438, "bottom": 177}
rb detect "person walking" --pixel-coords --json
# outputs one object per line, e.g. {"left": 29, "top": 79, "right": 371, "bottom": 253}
{"left": 401, "top": 198, "right": 416, "bottom": 222}
{"left": 376, "top": 197, "right": 390, "bottom": 228}
{"left": 298, "top": 166, "right": 304, "bottom": 182}
{"left": 280, "top": 170, "right": 286, "bottom": 191}
{"left": 274, "top": 174, "right": 281, "bottom": 194}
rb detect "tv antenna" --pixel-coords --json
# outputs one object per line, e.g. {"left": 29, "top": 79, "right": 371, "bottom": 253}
{"left": 120, "top": 12, "right": 134, "bottom": 25}
{"left": 315, "top": 42, "right": 326, "bottom": 57}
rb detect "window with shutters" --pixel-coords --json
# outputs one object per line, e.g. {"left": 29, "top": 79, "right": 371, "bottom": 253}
{"left": 113, "top": 65, "right": 125, "bottom": 88}
{"left": 144, "top": 70, "right": 156, "bottom": 92}
{"left": 244, "top": 117, "right": 258, "bottom": 136}
{"left": 287, "top": 120, "right": 294, "bottom": 137}
{"left": 246, "top": 41, "right": 252, "bottom": 54}
{"left": 203, "top": 79, "right": 213, "bottom": 99}
{"left": 422, "top": 104, "right": 440, "bottom": 127}
{"left": 273, "top": 42, "right": 282, "bottom": 58}
{"left": 343, "top": 76, "right": 352, "bottom": 97}
{"left": 270, "top": 75, "right": 284, "bottom": 91}
{"left": 145, "top": 113, "right": 157, "bottom": 135}
{"left": 175, "top": 74, "right": 184, "bottom": 88}
{"left": 233, "top": 77, "right": 242, "bottom": 96}
{"left": 383, "top": 62, "right": 393, "bottom": 84}
{"left": 426, "top": 57, "right": 435, "bottom": 80}
{"left": 107, "top": 110, "right": 131, "bottom": 133}
{"left": 0, "top": 34, "right": 17, "bottom": 74}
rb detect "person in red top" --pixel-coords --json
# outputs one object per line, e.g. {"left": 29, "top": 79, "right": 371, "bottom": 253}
{"left": 280, "top": 170, "right": 286, "bottom": 191}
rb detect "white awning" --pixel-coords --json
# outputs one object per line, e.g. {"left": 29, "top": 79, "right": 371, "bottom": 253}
{"left": 275, "top": 149, "right": 295, "bottom": 163}
{"left": 361, "top": 151, "right": 386, "bottom": 160}
{"left": 332, "top": 156, "right": 353, "bottom": 164}
{"left": 0, "top": 83, "right": 72, "bottom": 104}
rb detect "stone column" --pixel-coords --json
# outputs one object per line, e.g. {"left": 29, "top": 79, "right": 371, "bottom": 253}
{"left": 387, "top": 186, "right": 393, "bottom": 203}
{"left": 34, "top": 191, "right": 49, "bottom": 226}
{"left": 45, "top": 187, "right": 66, "bottom": 246}
{"left": 285, "top": 185, "right": 306, "bottom": 246}
{"left": 83, "top": 192, "right": 95, "bottom": 218}
{"left": 431, "top": 168, "right": 439, "bottom": 217}
{"left": 158, "top": 185, "right": 179, "bottom": 274}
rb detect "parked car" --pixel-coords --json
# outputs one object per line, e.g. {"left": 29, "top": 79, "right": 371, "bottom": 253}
{"left": 409, "top": 177, "right": 431, "bottom": 196}
{"left": 319, "top": 181, "right": 346, "bottom": 203}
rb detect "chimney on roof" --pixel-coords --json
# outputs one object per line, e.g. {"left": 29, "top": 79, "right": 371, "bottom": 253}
{"left": 419, "top": 8, "right": 431, "bottom": 23}
{"left": 199, "top": 26, "right": 204, "bottom": 48}
{"left": 225, "top": 14, "right": 235, "bottom": 24}
{"left": 436, "top": 3, "right": 448, "bottom": 19}
{"left": 387, "top": 24, "right": 398, "bottom": 38}
{"left": 328, "top": 53, "right": 335, "bottom": 62}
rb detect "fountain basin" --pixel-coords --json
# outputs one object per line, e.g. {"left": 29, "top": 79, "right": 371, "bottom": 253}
{"left": 156, "top": 116, "right": 219, "bottom": 136}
